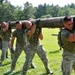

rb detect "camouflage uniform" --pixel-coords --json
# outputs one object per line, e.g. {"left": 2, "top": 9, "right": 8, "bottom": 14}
{"left": 61, "top": 29, "right": 75, "bottom": 75}
{"left": 0, "top": 27, "right": 2, "bottom": 60}
{"left": 0, "top": 27, "right": 2, "bottom": 50}
{"left": 1, "top": 29, "right": 11, "bottom": 63}
{"left": 21, "top": 28, "right": 52, "bottom": 75}
{"left": 10, "top": 28, "right": 33, "bottom": 71}
{"left": 0, "top": 38, "right": 2, "bottom": 50}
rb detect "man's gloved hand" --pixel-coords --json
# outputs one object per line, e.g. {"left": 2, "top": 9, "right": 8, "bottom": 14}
{"left": 35, "top": 19, "right": 40, "bottom": 27}
{"left": 38, "top": 28, "right": 42, "bottom": 34}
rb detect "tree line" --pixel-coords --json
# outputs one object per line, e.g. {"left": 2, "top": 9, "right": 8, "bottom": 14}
{"left": 0, "top": 0, "right": 75, "bottom": 23}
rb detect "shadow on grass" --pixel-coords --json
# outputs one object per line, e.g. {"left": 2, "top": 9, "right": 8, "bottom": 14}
{"left": 40, "top": 73, "right": 49, "bottom": 75}
{"left": 49, "top": 50, "right": 60, "bottom": 54}
{"left": 0, "top": 62, "right": 11, "bottom": 67}
{"left": 12, "top": 70, "right": 21, "bottom": 75}
{"left": 3, "top": 70, "right": 21, "bottom": 75}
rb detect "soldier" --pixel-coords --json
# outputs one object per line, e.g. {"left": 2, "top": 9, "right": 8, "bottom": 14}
{"left": 61, "top": 17, "right": 75, "bottom": 75}
{"left": 0, "top": 22, "right": 12, "bottom": 65}
{"left": 0, "top": 24, "right": 2, "bottom": 50}
{"left": 0, "top": 24, "right": 2, "bottom": 59}
{"left": 21, "top": 21, "right": 53, "bottom": 75}
{"left": 0, "top": 23, "right": 9, "bottom": 59}
{"left": 8, "top": 21, "right": 35, "bottom": 74}
{"left": 0, "top": 23, "right": 8, "bottom": 59}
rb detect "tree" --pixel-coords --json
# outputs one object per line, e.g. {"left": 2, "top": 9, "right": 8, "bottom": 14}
{"left": 35, "top": 3, "right": 47, "bottom": 18}
{"left": 0, "top": 0, "right": 4, "bottom": 22}
{"left": 23, "top": 1, "right": 36, "bottom": 19}
{"left": 16, "top": 6, "right": 24, "bottom": 20}
{"left": 41, "top": 14, "right": 52, "bottom": 18}
{"left": 51, "top": 5, "right": 60, "bottom": 17}
{"left": 0, "top": 0, "right": 4, "bottom": 4}
{"left": 0, "top": 1, "right": 18, "bottom": 23}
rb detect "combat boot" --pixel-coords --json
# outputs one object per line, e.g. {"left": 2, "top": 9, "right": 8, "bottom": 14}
{"left": 6, "top": 51, "right": 9, "bottom": 58}
{"left": 46, "top": 67, "right": 53, "bottom": 75}
{"left": 8, "top": 70, "right": 14, "bottom": 75}
{"left": 31, "top": 63, "right": 36, "bottom": 69}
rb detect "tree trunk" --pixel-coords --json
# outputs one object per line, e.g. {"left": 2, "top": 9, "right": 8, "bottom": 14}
{"left": 7, "top": 16, "right": 75, "bottom": 28}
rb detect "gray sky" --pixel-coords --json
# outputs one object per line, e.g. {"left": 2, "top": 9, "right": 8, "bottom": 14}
{"left": 8, "top": 0, "right": 75, "bottom": 7}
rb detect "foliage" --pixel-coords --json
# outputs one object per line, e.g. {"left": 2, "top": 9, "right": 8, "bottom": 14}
{"left": 41, "top": 14, "right": 52, "bottom": 18}
{"left": 23, "top": 1, "right": 36, "bottom": 19}
{"left": 0, "top": 1, "right": 17, "bottom": 22}
{"left": 0, "top": 1, "right": 75, "bottom": 22}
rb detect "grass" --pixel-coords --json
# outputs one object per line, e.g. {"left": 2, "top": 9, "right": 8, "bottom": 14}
{"left": 0, "top": 28, "right": 75, "bottom": 75}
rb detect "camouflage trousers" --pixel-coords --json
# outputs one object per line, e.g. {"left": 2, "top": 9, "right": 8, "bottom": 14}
{"left": 11, "top": 44, "right": 33, "bottom": 71}
{"left": 0, "top": 40, "right": 2, "bottom": 58}
{"left": 21, "top": 44, "right": 50, "bottom": 75}
{"left": 62, "top": 52, "right": 75, "bottom": 75}
{"left": 1, "top": 41, "right": 10, "bottom": 62}
{"left": 0, "top": 39, "right": 2, "bottom": 50}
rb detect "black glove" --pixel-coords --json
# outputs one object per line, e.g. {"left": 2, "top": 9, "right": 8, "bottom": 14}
{"left": 38, "top": 28, "right": 42, "bottom": 34}
{"left": 35, "top": 19, "right": 40, "bottom": 27}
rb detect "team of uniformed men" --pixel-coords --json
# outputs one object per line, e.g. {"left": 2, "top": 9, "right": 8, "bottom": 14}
{"left": 0, "top": 20, "right": 53, "bottom": 75}
{"left": 1, "top": 16, "right": 75, "bottom": 75}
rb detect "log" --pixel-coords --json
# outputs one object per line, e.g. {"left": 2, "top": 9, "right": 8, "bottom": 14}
{"left": 7, "top": 16, "right": 75, "bottom": 28}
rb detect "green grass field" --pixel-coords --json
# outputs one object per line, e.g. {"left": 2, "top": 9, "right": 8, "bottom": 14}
{"left": 0, "top": 28, "right": 75, "bottom": 75}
